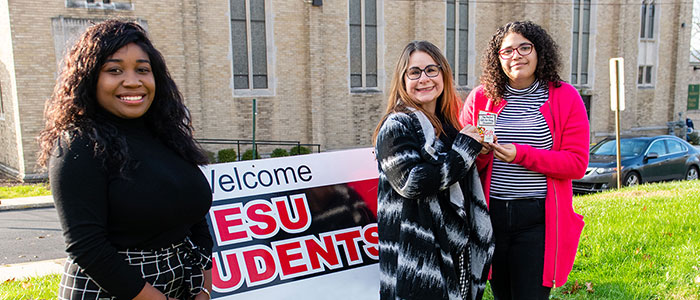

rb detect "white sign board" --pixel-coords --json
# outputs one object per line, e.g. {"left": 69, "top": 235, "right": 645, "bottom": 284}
{"left": 200, "top": 148, "right": 380, "bottom": 299}
{"left": 610, "top": 57, "right": 625, "bottom": 111}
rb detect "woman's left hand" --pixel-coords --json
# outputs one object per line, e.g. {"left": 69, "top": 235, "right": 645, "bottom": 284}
{"left": 459, "top": 124, "right": 483, "bottom": 142}
{"left": 491, "top": 142, "right": 517, "bottom": 163}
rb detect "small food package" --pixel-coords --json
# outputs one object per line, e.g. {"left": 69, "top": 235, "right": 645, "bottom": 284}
{"left": 477, "top": 111, "right": 497, "bottom": 143}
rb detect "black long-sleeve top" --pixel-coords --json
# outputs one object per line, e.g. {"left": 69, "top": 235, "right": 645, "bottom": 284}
{"left": 49, "top": 114, "right": 213, "bottom": 299}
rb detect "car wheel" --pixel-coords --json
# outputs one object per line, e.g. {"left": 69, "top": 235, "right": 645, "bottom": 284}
{"left": 686, "top": 166, "right": 699, "bottom": 180}
{"left": 624, "top": 172, "right": 641, "bottom": 186}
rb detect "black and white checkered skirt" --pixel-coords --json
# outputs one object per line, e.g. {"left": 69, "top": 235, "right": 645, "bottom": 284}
{"left": 58, "top": 237, "right": 211, "bottom": 300}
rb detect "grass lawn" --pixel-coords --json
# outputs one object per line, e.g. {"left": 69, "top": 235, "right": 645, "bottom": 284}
{"left": 548, "top": 180, "right": 700, "bottom": 299}
{"left": 0, "top": 183, "right": 51, "bottom": 199}
{"left": 0, "top": 274, "right": 60, "bottom": 300}
{"left": 1, "top": 181, "right": 699, "bottom": 299}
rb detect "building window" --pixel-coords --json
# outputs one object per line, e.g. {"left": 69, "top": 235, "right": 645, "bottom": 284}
{"left": 65, "top": 0, "right": 132, "bottom": 10}
{"left": 581, "top": 94, "right": 591, "bottom": 120}
{"left": 349, "top": 0, "right": 378, "bottom": 90}
{"left": 571, "top": 0, "right": 591, "bottom": 86}
{"left": 52, "top": 17, "right": 147, "bottom": 71}
{"left": 230, "top": 0, "right": 272, "bottom": 96}
{"left": 637, "top": 65, "right": 653, "bottom": 85}
{"left": 640, "top": 0, "right": 655, "bottom": 39}
{"left": 446, "top": 0, "right": 469, "bottom": 87}
{"left": 0, "top": 82, "right": 4, "bottom": 116}
{"left": 638, "top": 0, "right": 657, "bottom": 88}
{"left": 689, "top": 84, "right": 700, "bottom": 110}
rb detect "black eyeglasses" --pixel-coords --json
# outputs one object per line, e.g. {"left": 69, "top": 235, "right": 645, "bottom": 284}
{"left": 498, "top": 43, "right": 534, "bottom": 59}
{"left": 406, "top": 64, "right": 441, "bottom": 80}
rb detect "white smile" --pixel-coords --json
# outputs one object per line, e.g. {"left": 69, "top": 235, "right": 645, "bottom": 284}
{"left": 416, "top": 87, "right": 434, "bottom": 92}
{"left": 119, "top": 95, "right": 144, "bottom": 102}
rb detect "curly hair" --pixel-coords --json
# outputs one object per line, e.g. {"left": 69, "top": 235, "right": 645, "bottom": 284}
{"left": 38, "top": 19, "right": 207, "bottom": 172}
{"left": 372, "top": 40, "right": 461, "bottom": 145}
{"left": 480, "top": 21, "right": 562, "bottom": 103}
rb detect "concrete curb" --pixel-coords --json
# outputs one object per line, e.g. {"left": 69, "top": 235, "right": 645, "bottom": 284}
{"left": 0, "top": 195, "right": 54, "bottom": 211}
{"left": 0, "top": 258, "right": 65, "bottom": 282}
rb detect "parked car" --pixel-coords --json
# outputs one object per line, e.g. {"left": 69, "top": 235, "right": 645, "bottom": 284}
{"left": 573, "top": 135, "right": 700, "bottom": 193}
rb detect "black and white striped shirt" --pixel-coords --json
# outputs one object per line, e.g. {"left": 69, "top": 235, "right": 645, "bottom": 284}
{"left": 490, "top": 81, "right": 552, "bottom": 200}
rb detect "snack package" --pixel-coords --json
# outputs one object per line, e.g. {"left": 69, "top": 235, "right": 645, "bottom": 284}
{"left": 477, "top": 111, "right": 497, "bottom": 143}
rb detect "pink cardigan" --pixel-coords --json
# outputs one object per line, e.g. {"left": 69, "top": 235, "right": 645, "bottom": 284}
{"left": 459, "top": 82, "right": 589, "bottom": 288}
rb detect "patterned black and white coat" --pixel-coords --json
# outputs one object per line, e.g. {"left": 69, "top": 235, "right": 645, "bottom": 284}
{"left": 375, "top": 108, "right": 495, "bottom": 300}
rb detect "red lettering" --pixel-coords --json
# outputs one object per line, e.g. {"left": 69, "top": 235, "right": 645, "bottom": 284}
{"left": 273, "top": 194, "right": 311, "bottom": 233}
{"left": 334, "top": 229, "right": 363, "bottom": 264}
{"left": 362, "top": 223, "right": 379, "bottom": 259}
{"left": 305, "top": 235, "right": 341, "bottom": 270}
{"left": 212, "top": 204, "right": 249, "bottom": 244}
{"left": 274, "top": 240, "right": 309, "bottom": 277}
{"left": 212, "top": 251, "right": 244, "bottom": 292}
{"left": 242, "top": 246, "right": 277, "bottom": 286}
{"left": 245, "top": 201, "right": 278, "bottom": 238}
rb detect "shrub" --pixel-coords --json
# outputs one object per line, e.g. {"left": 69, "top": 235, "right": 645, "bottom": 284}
{"left": 217, "top": 148, "right": 237, "bottom": 163}
{"left": 241, "top": 149, "right": 261, "bottom": 161}
{"left": 204, "top": 150, "right": 216, "bottom": 163}
{"left": 270, "top": 148, "right": 289, "bottom": 158}
{"left": 688, "top": 131, "right": 699, "bottom": 145}
{"left": 289, "top": 146, "right": 312, "bottom": 156}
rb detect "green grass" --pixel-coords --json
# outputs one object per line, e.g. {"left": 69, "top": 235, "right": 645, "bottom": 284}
{"left": 0, "top": 183, "right": 51, "bottom": 199}
{"left": 0, "top": 274, "right": 61, "bottom": 300}
{"left": 486, "top": 180, "right": 700, "bottom": 299}
{"left": 547, "top": 180, "right": 700, "bottom": 300}
{"left": 2, "top": 181, "right": 699, "bottom": 299}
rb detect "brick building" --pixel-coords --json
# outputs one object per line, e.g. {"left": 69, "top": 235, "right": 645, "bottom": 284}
{"left": 0, "top": 0, "right": 693, "bottom": 181}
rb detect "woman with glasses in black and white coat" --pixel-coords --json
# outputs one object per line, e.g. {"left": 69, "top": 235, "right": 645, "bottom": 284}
{"left": 372, "top": 40, "right": 495, "bottom": 300}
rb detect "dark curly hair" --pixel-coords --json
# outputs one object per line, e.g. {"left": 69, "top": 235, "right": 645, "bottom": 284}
{"left": 480, "top": 21, "right": 562, "bottom": 103}
{"left": 38, "top": 19, "right": 207, "bottom": 172}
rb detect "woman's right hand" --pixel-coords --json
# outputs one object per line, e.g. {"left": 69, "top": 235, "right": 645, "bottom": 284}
{"left": 460, "top": 125, "right": 494, "bottom": 154}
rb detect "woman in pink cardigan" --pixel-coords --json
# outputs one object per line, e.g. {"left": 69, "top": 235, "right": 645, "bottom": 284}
{"left": 460, "top": 21, "right": 589, "bottom": 299}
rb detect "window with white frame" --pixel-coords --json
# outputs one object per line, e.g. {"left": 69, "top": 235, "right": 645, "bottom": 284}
{"left": 230, "top": 0, "right": 272, "bottom": 95}
{"left": 571, "top": 0, "right": 591, "bottom": 86}
{"left": 0, "top": 81, "right": 4, "bottom": 116}
{"left": 446, "top": 0, "right": 469, "bottom": 87}
{"left": 640, "top": 0, "right": 655, "bottom": 39}
{"left": 51, "top": 17, "right": 148, "bottom": 70}
{"left": 65, "top": 0, "right": 132, "bottom": 10}
{"left": 349, "top": 0, "right": 378, "bottom": 90}
{"left": 638, "top": 0, "right": 657, "bottom": 88}
{"left": 637, "top": 65, "right": 653, "bottom": 85}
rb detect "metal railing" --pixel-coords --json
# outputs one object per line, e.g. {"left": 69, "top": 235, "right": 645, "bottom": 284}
{"left": 196, "top": 138, "right": 321, "bottom": 161}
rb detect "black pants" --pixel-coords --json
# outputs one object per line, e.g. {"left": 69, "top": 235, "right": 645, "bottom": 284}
{"left": 489, "top": 198, "right": 551, "bottom": 300}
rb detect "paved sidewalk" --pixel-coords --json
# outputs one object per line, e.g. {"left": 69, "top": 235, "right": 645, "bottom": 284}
{"left": 0, "top": 195, "right": 54, "bottom": 211}
{"left": 0, "top": 195, "right": 62, "bottom": 281}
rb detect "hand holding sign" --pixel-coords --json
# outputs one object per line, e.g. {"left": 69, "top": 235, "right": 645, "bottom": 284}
{"left": 477, "top": 111, "right": 497, "bottom": 143}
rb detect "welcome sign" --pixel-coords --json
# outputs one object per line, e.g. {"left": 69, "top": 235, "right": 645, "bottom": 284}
{"left": 200, "top": 148, "right": 380, "bottom": 299}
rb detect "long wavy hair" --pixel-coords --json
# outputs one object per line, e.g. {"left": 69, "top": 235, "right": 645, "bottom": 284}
{"left": 480, "top": 21, "right": 562, "bottom": 104}
{"left": 38, "top": 19, "right": 207, "bottom": 172}
{"left": 372, "top": 40, "right": 461, "bottom": 145}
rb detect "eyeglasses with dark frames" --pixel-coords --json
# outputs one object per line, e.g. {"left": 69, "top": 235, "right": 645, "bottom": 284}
{"left": 406, "top": 64, "right": 441, "bottom": 80}
{"left": 498, "top": 43, "right": 534, "bottom": 59}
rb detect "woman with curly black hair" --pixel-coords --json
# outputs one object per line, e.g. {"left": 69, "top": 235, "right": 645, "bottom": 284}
{"left": 459, "top": 21, "right": 589, "bottom": 299}
{"left": 39, "top": 19, "right": 213, "bottom": 300}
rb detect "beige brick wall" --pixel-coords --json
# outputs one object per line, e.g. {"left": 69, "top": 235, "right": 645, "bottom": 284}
{"left": 2, "top": 0, "right": 693, "bottom": 179}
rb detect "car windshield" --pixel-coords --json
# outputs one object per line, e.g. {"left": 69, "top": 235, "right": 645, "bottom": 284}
{"left": 590, "top": 139, "right": 648, "bottom": 156}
